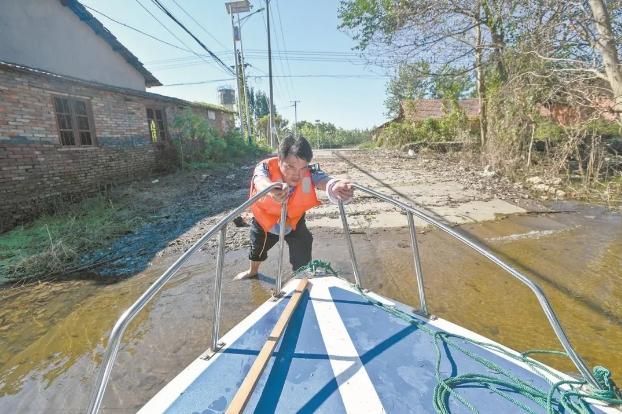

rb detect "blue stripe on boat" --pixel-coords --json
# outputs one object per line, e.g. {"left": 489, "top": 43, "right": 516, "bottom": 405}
{"left": 158, "top": 279, "right": 609, "bottom": 414}
{"left": 328, "top": 285, "right": 608, "bottom": 414}
{"left": 164, "top": 290, "right": 346, "bottom": 414}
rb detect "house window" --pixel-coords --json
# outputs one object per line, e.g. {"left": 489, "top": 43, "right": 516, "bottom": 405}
{"left": 53, "top": 96, "right": 95, "bottom": 146}
{"left": 208, "top": 110, "right": 216, "bottom": 120}
{"left": 146, "top": 108, "right": 167, "bottom": 143}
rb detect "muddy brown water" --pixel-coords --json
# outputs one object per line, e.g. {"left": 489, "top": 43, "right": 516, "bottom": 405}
{"left": 0, "top": 202, "right": 620, "bottom": 413}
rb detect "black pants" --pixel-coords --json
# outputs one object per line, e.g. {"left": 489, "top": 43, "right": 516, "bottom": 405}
{"left": 249, "top": 215, "right": 313, "bottom": 271}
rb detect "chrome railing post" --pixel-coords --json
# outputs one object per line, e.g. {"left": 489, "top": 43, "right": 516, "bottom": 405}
{"left": 87, "top": 183, "right": 284, "bottom": 414}
{"left": 275, "top": 199, "right": 288, "bottom": 297}
{"left": 350, "top": 183, "right": 601, "bottom": 389}
{"left": 407, "top": 212, "right": 428, "bottom": 316}
{"left": 338, "top": 199, "right": 362, "bottom": 288}
{"left": 210, "top": 226, "right": 227, "bottom": 352}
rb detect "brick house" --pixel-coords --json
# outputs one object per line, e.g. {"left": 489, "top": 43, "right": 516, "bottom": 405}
{"left": 0, "top": 0, "right": 234, "bottom": 231}
{"left": 400, "top": 99, "right": 480, "bottom": 121}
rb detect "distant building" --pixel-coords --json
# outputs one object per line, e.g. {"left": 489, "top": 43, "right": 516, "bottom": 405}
{"left": 0, "top": 0, "right": 234, "bottom": 231}
{"left": 400, "top": 99, "right": 480, "bottom": 122}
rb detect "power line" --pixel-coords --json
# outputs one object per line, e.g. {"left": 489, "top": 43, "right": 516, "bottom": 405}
{"left": 148, "top": 0, "right": 235, "bottom": 76}
{"left": 143, "top": 49, "right": 364, "bottom": 65}
{"left": 168, "top": 0, "right": 229, "bottom": 50}
{"left": 82, "top": 4, "right": 191, "bottom": 53}
{"left": 261, "top": 2, "right": 287, "bottom": 108}
{"left": 269, "top": 0, "right": 293, "bottom": 102}
{"left": 142, "top": 52, "right": 380, "bottom": 71}
{"left": 275, "top": 0, "right": 297, "bottom": 101}
{"left": 162, "top": 77, "right": 236, "bottom": 86}
{"left": 134, "top": 0, "right": 218, "bottom": 72}
{"left": 158, "top": 73, "right": 389, "bottom": 87}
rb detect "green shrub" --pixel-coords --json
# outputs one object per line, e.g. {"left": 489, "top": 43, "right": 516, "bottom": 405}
{"left": 170, "top": 109, "right": 267, "bottom": 168}
{"left": 377, "top": 102, "right": 476, "bottom": 148}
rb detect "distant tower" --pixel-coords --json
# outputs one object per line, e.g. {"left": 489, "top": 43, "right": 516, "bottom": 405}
{"left": 218, "top": 86, "right": 236, "bottom": 111}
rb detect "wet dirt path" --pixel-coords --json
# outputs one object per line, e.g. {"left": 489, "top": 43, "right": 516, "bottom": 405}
{"left": 1, "top": 149, "right": 620, "bottom": 413}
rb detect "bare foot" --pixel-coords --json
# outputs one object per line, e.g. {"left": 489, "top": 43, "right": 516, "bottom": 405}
{"left": 233, "top": 270, "right": 258, "bottom": 280}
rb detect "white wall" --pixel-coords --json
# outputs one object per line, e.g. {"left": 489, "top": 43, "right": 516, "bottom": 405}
{"left": 0, "top": 0, "right": 147, "bottom": 90}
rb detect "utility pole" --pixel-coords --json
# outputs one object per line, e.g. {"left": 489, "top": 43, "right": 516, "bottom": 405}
{"left": 225, "top": 1, "right": 251, "bottom": 140}
{"left": 266, "top": 0, "right": 275, "bottom": 148}
{"left": 237, "top": 15, "right": 252, "bottom": 144}
{"left": 291, "top": 100, "right": 300, "bottom": 137}
{"left": 229, "top": 13, "right": 244, "bottom": 139}
{"left": 315, "top": 119, "right": 321, "bottom": 149}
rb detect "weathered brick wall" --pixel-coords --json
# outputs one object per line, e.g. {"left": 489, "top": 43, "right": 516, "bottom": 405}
{"left": 0, "top": 66, "right": 234, "bottom": 231}
{"left": 0, "top": 67, "right": 158, "bottom": 231}
{"left": 0, "top": 143, "right": 156, "bottom": 230}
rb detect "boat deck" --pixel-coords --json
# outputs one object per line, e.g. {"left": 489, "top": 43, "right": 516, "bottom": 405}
{"left": 139, "top": 276, "right": 614, "bottom": 414}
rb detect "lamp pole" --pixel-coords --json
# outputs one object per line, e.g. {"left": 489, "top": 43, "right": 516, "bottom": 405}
{"left": 291, "top": 100, "right": 300, "bottom": 137}
{"left": 236, "top": 7, "right": 264, "bottom": 144}
{"left": 237, "top": 15, "right": 251, "bottom": 143}
{"left": 315, "top": 119, "right": 321, "bottom": 149}
{"left": 229, "top": 14, "right": 244, "bottom": 139}
{"left": 225, "top": 1, "right": 251, "bottom": 140}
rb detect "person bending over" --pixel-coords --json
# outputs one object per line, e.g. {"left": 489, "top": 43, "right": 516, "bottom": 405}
{"left": 234, "top": 135, "right": 354, "bottom": 280}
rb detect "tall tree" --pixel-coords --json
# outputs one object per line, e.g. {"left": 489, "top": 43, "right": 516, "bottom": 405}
{"left": 587, "top": 0, "right": 622, "bottom": 122}
{"left": 384, "top": 62, "right": 435, "bottom": 117}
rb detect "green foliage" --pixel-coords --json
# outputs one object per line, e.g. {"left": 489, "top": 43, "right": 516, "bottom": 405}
{"left": 586, "top": 120, "right": 622, "bottom": 139}
{"left": 170, "top": 109, "right": 264, "bottom": 168}
{"left": 384, "top": 63, "right": 475, "bottom": 118}
{"left": 534, "top": 120, "right": 565, "bottom": 143}
{"left": 377, "top": 102, "right": 475, "bottom": 147}
{"left": 385, "top": 62, "right": 435, "bottom": 117}
{"left": 338, "top": 0, "right": 402, "bottom": 50}
{"left": 0, "top": 196, "right": 142, "bottom": 282}
{"left": 296, "top": 121, "right": 371, "bottom": 148}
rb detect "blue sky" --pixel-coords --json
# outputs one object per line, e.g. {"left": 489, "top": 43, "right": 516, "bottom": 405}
{"left": 80, "top": 0, "right": 391, "bottom": 130}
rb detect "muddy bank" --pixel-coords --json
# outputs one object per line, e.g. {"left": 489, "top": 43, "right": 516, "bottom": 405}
{"left": 114, "top": 148, "right": 546, "bottom": 272}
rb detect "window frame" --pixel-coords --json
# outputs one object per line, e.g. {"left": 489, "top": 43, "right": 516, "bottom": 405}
{"left": 146, "top": 106, "right": 168, "bottom": 143}
{"left": 52, "top": 95, "right": 97, "bottom": 147}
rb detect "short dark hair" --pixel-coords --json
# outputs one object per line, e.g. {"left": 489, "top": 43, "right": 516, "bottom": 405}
{"left": 278, "top": 135, "right": 313, "bottom": 162}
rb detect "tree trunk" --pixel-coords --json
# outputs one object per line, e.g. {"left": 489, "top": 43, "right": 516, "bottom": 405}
{"left": 588, "top": 0, "right": 622, "bottom": 124}
{"left": 482, "top": 0, "right": 507, "bottom": 82}
{"left": 475, "top": 4, "right": 487, "bottom": 147}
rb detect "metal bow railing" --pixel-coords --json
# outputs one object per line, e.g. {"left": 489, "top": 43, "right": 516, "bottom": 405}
{"left": 336, "top": 183, "right": 600, "bottom": 390}
{"left": 87, "top": 183, "right": 287, "bottom": 414}
{"left": 88, "top": 182, "right": 603, "bottom": 414}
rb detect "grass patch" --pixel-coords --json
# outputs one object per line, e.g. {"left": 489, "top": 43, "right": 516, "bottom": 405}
{"left": 0, "top": 195, "right": 144, "bottom": 284}
{"left": 0, "top": 141, "right": 268, "bottom": 284}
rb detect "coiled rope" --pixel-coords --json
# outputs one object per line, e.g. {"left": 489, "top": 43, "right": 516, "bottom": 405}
{"left": 293, "top": 260, "right": 621, "bottom": 414}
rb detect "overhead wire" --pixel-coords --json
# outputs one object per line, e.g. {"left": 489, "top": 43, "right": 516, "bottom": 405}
{"left": 274, "top": 0, "right": 297, "bottom": 102}
{"left": 168, "top": 0, "right": 230, "bottom": 51}
{"left": 148, "top": 0, "right": 235, "bottom": 76}
{"left": 261, "top": 1, "right": 288, "bottom": 107}
{"left": 159, "top": 73, "right": 389, "bottom": 87}
{"left": 268, "top": 0, "right": 293, "bottom": 102}
{"left": 133, "top": 0, "right": 219, "bottom": 72}
{"left": 82, "top": 4, "right": 192, "bottom": 53}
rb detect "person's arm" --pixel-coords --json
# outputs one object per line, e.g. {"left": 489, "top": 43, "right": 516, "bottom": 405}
{"left": 311, "top": 167, "right": 354, "bottom": 202}
{"left": 253, "top": 162, "right": 288, "bottom": 202}
{"left": 311, "top": 168, "right": 330, "bottom": 191}
{"left": 326, "top": 179, "right": 354, "bottom": 202}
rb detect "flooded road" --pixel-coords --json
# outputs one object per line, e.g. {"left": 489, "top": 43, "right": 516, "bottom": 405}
{"left": 0, "top": 201, "right": 620, "bottom": 413}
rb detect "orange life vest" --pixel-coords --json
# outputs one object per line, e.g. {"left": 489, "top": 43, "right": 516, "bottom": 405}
{"left": 250, "top": 157, "right": 321, "bottom": 232}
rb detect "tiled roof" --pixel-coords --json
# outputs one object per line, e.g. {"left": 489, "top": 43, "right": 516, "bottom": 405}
{"left": 63, "top": 0, "right": 161, "bottom": 87}
{"left": 401, "top": 99, "right": 480, "bottom": 121}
